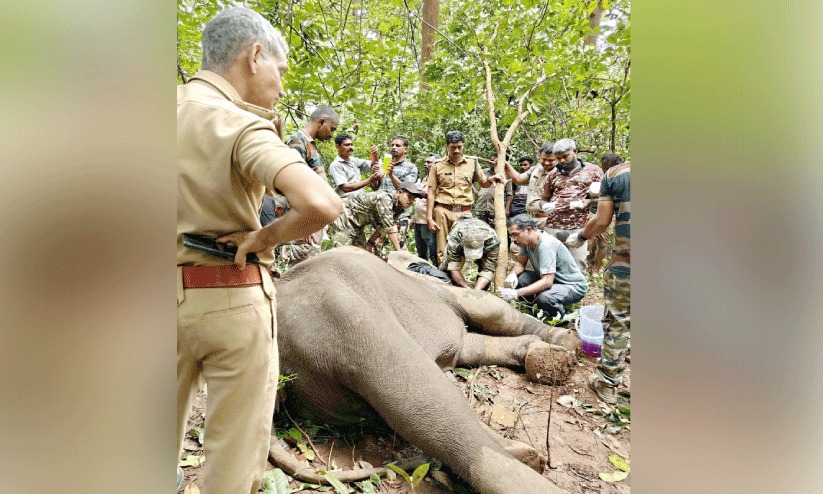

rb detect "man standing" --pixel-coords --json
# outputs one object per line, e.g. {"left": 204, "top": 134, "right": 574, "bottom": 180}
{"left": 327, "top": 183, "right": 423, "bottom": 253}
{"left": 177, "top": 7, "right": 342, "bottom": 494}
{"left": 283, "top": 106, "right": 340, "bottom": 262}
{"left": 509, "top": 156, "right": 533, "bottom": 218}
{"left": 427, "top": 130, "right": 503, "bottom": 263}
{"left": 287, "top": 105, "right": 339, "bottom": 179}
{"left": 328, "top": 133, "right": 382, "bottom": 198}
{"left": 379, "top": 135, "right": 418, "bottom": 193}
{"left": 413, "top": 154, "right": 440, "bottom": 264}
{"left": 499, "top": 214, "right": 588, "bottom": 319}
{"left": 586, "top": 153, "right": 623, "bottom": 274}
{"left": 541, "top": 138, "right": 603, "bottom": 271}
{"left": 501, "top": 142, "right": 558, "bottom": 229}
{"left": 566, "top": 160, "right": 631, "bottom": 404}
{"left": 439, "top": 213, "right": 500, "bottom": 291}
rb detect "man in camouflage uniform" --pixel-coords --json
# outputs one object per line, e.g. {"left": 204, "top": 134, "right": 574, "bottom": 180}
{"left": 328, "top": 182, "right": 423, "bottom": 253}
{"left": 439, "top": 213, "right": 500, "bottom": 291}
{"left": 541, "top": 138, "right": 603, "bottom": 272}
{"left": 586, "top": 153, "right": 623, "bottom": 274}
{"left": 567, "top": 161, "right": 631, "bottom": 404}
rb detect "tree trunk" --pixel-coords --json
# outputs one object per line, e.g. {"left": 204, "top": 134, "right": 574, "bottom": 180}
{"left": 420, "top": 0, "right": 439, "bottom": 84}
{"left": 584, "top": 0, "right": 603, "bottom": 46}
{"left": 610, "top": 101, "right": 616, "bottom": 152}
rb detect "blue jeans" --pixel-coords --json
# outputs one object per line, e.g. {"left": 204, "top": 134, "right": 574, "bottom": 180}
{"left": 517, "top": 270, "right": 586, "bottom": 319}
{"left": 414, "top": 223, "right": 438, "bottom": 264}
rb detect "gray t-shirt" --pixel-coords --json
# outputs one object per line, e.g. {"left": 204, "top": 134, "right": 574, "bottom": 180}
{"left": 328, "top": 155, "right": 374, "bottom": 198}
{"left": 522, "top": 232, "right": 588, "bottom": 294}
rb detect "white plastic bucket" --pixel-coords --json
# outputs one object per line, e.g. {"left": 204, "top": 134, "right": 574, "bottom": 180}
{"left": 575, "top": 305, "right": 604, "bottom": 357}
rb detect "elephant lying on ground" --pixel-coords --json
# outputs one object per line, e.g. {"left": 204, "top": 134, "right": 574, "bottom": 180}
{"left": 272, "top": 247, "right": 580, "bottom": 494}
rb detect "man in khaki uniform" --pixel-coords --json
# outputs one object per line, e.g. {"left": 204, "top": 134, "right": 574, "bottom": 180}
{"left": 426, "top": 130, "right": 503, "bottom": 263}
{"left": 177, "top": 7, "right": 342, "bottom": 494}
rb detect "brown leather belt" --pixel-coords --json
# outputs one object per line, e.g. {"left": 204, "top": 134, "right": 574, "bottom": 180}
{"left": 182, "top": 264, "right": 262, "bottom": 288}
{"left": 435, "top": 202, "right": 471, "bottom": 212}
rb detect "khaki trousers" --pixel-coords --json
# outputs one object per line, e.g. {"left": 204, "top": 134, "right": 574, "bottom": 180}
{"left": 177, "top": 266, "right": 278, "bottom": 494}
{"left": 433, "top": 205, "right": 464, "bottom": 264}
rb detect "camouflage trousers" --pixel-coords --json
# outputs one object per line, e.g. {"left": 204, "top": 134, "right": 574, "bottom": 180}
{"left": 327, "top": 217, "right": 368, "bottom": 248}
{"left": 596, "top": 270, "right": 631, "bottom": 386}
{"left": 281, "top": 239, "right": 320, "bottom": 266}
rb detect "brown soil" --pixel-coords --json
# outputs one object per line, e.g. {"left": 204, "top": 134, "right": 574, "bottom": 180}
{"left": 180, "top": 270, "right": 631, "bottom": 493}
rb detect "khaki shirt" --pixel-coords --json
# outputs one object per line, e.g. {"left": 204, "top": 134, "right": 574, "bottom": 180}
{"left": 525, "top": 166, "right": 549, "bottom": 215}
{"left": 427, "top": 156, "right": 486, "bottom": 207}
{"left": 177, "top": 70, "right": 303, "bottom": 266}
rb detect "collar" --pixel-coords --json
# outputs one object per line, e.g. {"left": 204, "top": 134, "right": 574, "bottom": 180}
{"left": 447, "top": 156, "right": 467, "bottom": 166}
{"left": 188, "top": 70, "right": 279, "bottom": 122}
{"left": 297, "top": 128, "right": 315, "bottom": 144}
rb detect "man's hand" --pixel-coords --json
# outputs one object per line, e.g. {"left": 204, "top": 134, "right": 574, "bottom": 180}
{"left": 504, "top": 272, "right": 518, "bottom": 289}
{"left": 217, "top": 229, "right": 273, "bottom": 270}
{"left": 541, "top": 201, "right": 557, "bottom": 214}
{"left": 489, "top": 174, "right": 504, "bottom": 184}
{"left": 565, "top": 232, "right": 585, "bottom": 248}
{"left": 370, "top": 144, "right": 379, "bottom": 164}
{"left": 497, "top": 288, "right": 518, "bottom": 301}
{"left": 387, "top": 162, "right": 394, "bottom": 176}
{"left": 427, "top": 218, "right": 439, "bottom": 233}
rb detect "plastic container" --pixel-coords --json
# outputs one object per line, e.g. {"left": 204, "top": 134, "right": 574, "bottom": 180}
{"left": 382, "top": 153, "right": 392, "bottom": 173}
{"left": 575, "top": 305, "right": 604, "bottom": 357}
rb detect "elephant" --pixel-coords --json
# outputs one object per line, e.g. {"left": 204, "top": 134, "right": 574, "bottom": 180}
{"left": 271, "top": 247, "right": 580, "bottom": 494}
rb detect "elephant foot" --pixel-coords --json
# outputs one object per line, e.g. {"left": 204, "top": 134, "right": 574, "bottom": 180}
{"left": 546, "top": 326, "right": 581, "bottom": 353}
{"left": 524, "top": 342, "right": 576, "bottom": 385}
{"left": 504, "top": 441, "right": 546, "bottom": 472}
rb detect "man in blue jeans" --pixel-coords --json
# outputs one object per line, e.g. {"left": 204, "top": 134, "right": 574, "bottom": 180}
{"left": 412, "top": 154, "right": 440, "bottom": 263}
{"left": 499, "top": 214, "right": 588, "bottom": 318}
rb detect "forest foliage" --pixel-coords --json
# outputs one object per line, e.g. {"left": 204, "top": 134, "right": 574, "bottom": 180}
{"left": 178, "top": 0, "right": 629, "bottom": 172}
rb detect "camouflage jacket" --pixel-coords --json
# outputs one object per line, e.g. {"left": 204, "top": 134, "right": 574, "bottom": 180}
{"left": 439, "top": 218, "right": 500, "bottom": 280}
{"left": 335, "top": 190, "right": 402, "bottom": 236}
{"left": 542, "top": 159, "right": 603, "bottom": 229}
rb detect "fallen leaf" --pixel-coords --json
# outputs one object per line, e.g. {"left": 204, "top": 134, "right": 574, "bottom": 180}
{"left": 183, "top": 484, "right": 200, "bottom": 494}
{"left": 490, "top": 405, "right": 517, "bottom": 428}
{"left": 431, "top": 470, "right": 452, "bottom": 489}
{"left": 609, "top": 454, "right": 630, "bottom": 472}
{"left": 178, "top": 455, "right": 205, "bottom": 467}
{"left": 600, "top": 434, "right": 629, "bottom": 458}
{"left": 556, "top": 395, "right": 576, "bottom": 408}
{"left": 599, "top": 470, "right": 629, "bottom": 482}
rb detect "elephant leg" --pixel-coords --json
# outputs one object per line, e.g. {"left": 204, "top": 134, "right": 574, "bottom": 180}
{"left": 457, "top": 334, "right": 576, "bottom": 385}
{"left": 477, "top": 421, "right": 545, "bottom": 473}
{"left": 446, "top": 287, "right": 580, "bottom": 352}
{"left": 337, "top": 326, "right": 565, "bottom": 494}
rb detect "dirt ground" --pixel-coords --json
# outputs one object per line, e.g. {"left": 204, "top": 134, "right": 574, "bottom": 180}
{"left": 180, "top": 273, "right": 631, "bottom": 493}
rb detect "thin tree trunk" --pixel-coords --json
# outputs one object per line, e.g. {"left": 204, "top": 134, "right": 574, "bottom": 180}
{"left": 584, "top": 0, "right": 603, "bottom": 46}
{"left": 420, "top": 0, "right": 439, "bottom": 84}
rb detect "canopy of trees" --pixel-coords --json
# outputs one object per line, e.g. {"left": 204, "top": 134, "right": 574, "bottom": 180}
{"left": 178, "top": 0, "right": 630, "bottom": 166}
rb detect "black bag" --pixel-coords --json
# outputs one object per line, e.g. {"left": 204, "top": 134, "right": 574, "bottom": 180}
{"left": 407, "top": 262, "right": 453, "bottom": 284}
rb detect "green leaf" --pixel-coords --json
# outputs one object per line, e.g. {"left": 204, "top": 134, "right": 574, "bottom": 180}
{"left": 599, "top": 470, "right": 629, "bottom": 482}
{"left": 452, "top": 368, "right": 474, "bottom": 380}
{"left": 356, "top": 480, "right": 377, "bottom": 494}
{"left": 386, "top": 463, "right": 411, "bottom": 483}
{"left": 369, "top": 473, "right": 380, "bottom": 484}
{"left": 262, "top": 468, "right": 291, "bottom": 494}
{"left": 287, "top": 428, "right": 301, "bottom": 442}
{"left": 296, "top": 442, "right": 315, "bottom": 461}
{"left": 609, "top": 454, "right": 631, "bottom": 472}
{"left": 178, "top": 454, "right": 205, "bottom": 467}
{"left": 324, "top": 472, "right": 352, "bottom": 494}
{"left": 410, "top": 463, "right": 430, "bottom": 487}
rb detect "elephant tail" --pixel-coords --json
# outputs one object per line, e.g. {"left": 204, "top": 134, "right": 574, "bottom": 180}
{"left": 268, "top": 437, "right": 427, "bottom": 484}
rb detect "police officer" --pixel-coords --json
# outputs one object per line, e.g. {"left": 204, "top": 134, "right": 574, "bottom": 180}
{"left": 177, "top": 7, "right": 342, "bottom": 493}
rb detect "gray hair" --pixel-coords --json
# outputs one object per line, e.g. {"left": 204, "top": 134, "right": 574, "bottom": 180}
{"left": 202, "top": 6, "right": 289, "bottom": 72}
{"left": 507, "top": 213, "right": 536, "bottom": 230}
{"left": 552, "top": 138, "right": 576, "bottom": 154}
{"left": 309, "top": 105, "right": 339, "bottom": 123}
